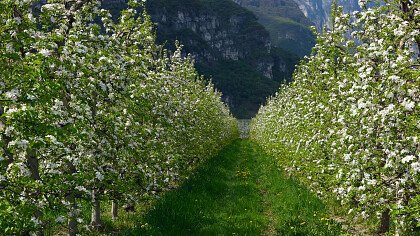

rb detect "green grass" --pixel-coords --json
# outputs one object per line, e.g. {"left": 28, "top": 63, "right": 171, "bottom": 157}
{"left": 117, "top": 140, "right": 343, "bottom": 235}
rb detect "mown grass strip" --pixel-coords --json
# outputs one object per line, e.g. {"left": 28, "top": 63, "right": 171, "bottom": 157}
{"left": 117, "top": 139, "right": 342, "bottom": 235}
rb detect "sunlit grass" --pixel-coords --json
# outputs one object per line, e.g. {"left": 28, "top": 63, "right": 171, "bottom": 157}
{"left": 116, "top": 140, "right": 342, "bottom": 235}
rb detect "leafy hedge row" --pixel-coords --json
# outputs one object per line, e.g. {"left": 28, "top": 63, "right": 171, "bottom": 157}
{"left": 251, "top": 1, "right": 419, "bottom": 234}
{"left": 0, "top": 0, "right": 238, "bottom": 234}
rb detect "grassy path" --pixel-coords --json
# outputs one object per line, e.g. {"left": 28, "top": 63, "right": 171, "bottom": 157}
{"left": 120, "top": 140, "right": 342, "bottom": 235}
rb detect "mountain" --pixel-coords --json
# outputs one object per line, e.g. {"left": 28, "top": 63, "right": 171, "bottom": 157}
{"left": 103, "top": 0, "right": 300, "bottom": 118}
{"left": 292, "top": 0, "right": 360, "bottom": 30}
{"left": 35, "top": 0, "right": 366, "bottom": 118}
{"left": 232, "top": 0, "right": 315, "bottom": 57}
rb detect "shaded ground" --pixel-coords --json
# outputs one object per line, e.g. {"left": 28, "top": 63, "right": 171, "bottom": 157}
{"left": 118, "top": 140, "right": 342, "bottom": 236}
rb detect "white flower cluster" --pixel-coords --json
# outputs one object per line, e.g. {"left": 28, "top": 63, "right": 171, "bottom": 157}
{"left": 251, "top": 1, "right": 419, "bottom": 234}
{"left": 0, "top": 1, "right": 238, "bottom": 234}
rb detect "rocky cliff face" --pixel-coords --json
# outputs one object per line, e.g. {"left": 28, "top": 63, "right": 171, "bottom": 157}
{"left": 146, "top": 0, "right": 277, "bottom": 78}
{"left": 292, "top": 0, "right": 360, "bottom": 30}
{"left": 102, "top": 0, "right": 298, "bottom": 118}
{"left": 231, "top": 0, "right": 363, "bottom": 55}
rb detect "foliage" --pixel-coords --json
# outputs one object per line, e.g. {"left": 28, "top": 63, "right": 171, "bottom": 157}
{"left": 251, "top": 0, "right": 420, "bottom": 234}
{"left": 0, "top": 0, "right": 238, "bottom": 234}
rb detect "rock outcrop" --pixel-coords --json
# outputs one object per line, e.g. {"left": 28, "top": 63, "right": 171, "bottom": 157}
{"left": 101, "top": 0, "right": 300, "bottom": 118}
{"left": 146, "top": 0, "right": 278, "bottom": 78}
{"left": 292, "top": 0, "right": 360, "bottom": 30}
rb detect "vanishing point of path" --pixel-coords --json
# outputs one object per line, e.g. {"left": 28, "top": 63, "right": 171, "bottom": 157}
{"left": 121, "top": 140, "right": 342, "bottom": 236}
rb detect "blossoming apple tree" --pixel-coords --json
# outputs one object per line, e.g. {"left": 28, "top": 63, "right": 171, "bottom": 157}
{"left": 0, "top": 0, "right": 238, "bottom": 235}
{"left": 251, "top": 0, "right": 419, "bottom": 234}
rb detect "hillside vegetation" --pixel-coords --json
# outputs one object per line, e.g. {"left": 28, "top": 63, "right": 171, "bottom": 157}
{"left": 234, "top": 0, "right": 316, "bottom": 57}
{"left": 197, "top": 60, "right": 280, "bottom": 118}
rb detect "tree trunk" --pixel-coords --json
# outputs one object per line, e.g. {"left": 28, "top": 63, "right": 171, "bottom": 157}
{"left": 111, "top": 200, "right": 118, "bottom": 221}
{"left": 378, "top": 209, "right": 390, "bottom": 234}
{"left": 27, "top": 151, "right": 44, "bottom": 236}
{"left": 33, "top": 225, "right": 44, "bottom": 236}
{"left": 90, "top": 190, "right": 102, "bottom": 229}
{"left": 67, "top": 192, "right": 78, "bottom": 236}
{"left": 27, "top": 151, "right": 40, "bottom": 180}
{"left": 0, "top": 106, "right": 13, "bottom": 167}
{"left": 68, "top": 216, "right": 78, "bottom": 236}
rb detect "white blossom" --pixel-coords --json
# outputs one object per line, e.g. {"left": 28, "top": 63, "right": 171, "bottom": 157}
{"left": 55, "top": 216, "right": 65, "bottom": 223}
{"left": 27, "top": 13, "right": 36, "bottom": 23}
{"left": 31, "top": 217, "right": 41, "bottom": 226}
{"left": 401, "top": 155, "right": 415, "bottom": 164}
{"left": 5, "top": 89, "right": 20, "bottom": 101}
{"left": 95, "top": 171, "right": 104, "bottom": 181}
{"left": 411, "top": 162, "right": 420, "bottom": 173}
{"left": 401, "top": 99, "right": 415, "bottom": 111}
{"left": 39, "top": 49, "right": 52, "bottom": 57}
{"left": 5, "top": 43, "right": 14, "bottom": 53}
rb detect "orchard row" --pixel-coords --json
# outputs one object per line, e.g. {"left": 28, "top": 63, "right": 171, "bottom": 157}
{"left": 0, "top": 0, "right": 238, "bottom": 235}
{"left": 251, "top": 1, "right": 419, "bottom": 234}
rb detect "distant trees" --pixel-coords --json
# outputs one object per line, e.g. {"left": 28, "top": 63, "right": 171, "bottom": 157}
{"left": 0, "top": 0, "right": 238, "bottom": 235}
{"left": 251, "top": 0, "right": 419, "bottom": 234}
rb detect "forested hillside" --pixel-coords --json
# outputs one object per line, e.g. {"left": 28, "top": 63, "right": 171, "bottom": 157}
{"left": 233, "top": 0, "right": 315, "bottom": 57}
